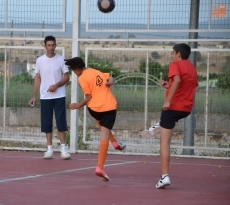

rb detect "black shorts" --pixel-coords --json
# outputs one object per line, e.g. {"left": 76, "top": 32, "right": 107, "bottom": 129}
{"left": 160, "top": 110, "right": 190, "bottom": 129}
{"left": 40, "top": 97, "right": 68, "bottom": 133}
{"left": 88, "top": 108, "right": 116, "bottom": 130}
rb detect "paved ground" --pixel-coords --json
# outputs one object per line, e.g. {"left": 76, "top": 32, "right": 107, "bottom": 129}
{"left": 0, "top": 150, "right": 230, "bottom": 205}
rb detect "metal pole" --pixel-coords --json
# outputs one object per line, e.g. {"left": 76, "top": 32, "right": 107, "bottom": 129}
{"left": 204, "top": 52, "right": 210, "bottom": 147}
{"left": 70, "top": 0, "right": 81, "bottom": 153}
{"left": 144, "top": 52, "right": 149, "bottom": 130}
{"left": 147, "top": 0, "right": 151, "bottom": 30}
{"left": 3, "top": 48, "right": 7, "bottom": 138}
{"left": 182, "top": 0, "right": 200, "bottom": 155}
{"left": 5, "top": 0, "right": 8, "bottom": 28}
{"left": 208, "top": 0, "right": 212, "bottom": 30}
{"left": 24, "top": 31, "right": 26, "bottom": 46}
{"left": 42, "top": 21, "right": 45, "bottom": 38}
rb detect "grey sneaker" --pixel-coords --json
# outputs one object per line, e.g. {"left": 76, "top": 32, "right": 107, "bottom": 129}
{"left": 43, "top": 150, "right": 54, "bottom": 159}
{"left": 156, "top": 175, "right": 171, "bottom": 189}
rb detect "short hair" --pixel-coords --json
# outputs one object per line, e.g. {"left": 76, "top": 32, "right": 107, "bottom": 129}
{"left": 44, "top": 36, "right": 56, "bottom": 45}
{"left": 64, "top": 57, "right": 85, "bottom": 70}
{"left": 173, "top": 43, "right": 191, "bottom": 60}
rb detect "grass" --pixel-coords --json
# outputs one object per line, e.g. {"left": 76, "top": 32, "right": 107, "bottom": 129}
{"left": 0, "top": 82, "right": 230, "bottom": 115}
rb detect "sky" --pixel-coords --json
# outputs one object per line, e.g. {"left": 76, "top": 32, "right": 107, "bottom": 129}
{"left": 0, "top": 0, "right": 229, "bottom": 26}
{"left": 66, "top": 0, "right": 85, "bottom": 22}
{"left": 66, "top": 0, "right": 73, "bottom": 22}
{"left": 66, "top": 0, "right": 229, "bottom": 25}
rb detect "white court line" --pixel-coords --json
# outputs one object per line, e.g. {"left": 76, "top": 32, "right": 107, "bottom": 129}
{"left": 2, "top": 155, "right": 138, "bottom": 163}
{"left": 0, "top": 161, "right": 139, "bottom": 183}
{"left": 2, "top": 155, "right": 229, "bottom": 167}
{"left": 148, "top": 161, "right": 230, "bottom": 168}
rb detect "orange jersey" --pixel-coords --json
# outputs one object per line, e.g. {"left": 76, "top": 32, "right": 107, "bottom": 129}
{"left": 78, "top": 68, "right": 117, "bottom": 112}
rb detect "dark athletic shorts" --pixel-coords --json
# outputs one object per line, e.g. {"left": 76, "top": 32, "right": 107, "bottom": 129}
{"left": 40, "top": 97, "right": 68, "bottom": 133}
{"left": 88, "top": 108, "right": 116, "bottom": 130}
{"left": 160, "top": 109, "right": 190, "bottom": 129}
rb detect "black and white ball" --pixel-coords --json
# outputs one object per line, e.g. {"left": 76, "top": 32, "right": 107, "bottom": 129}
{"left": 97, "top": 0, "right": 115, "bottom": 13}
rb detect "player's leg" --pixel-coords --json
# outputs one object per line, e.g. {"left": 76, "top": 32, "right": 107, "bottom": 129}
{"left": 160, "top": 127, "right": 173, "bottom": 175}
{"left": 93, "top": 109, "right": 116, "bottom": 181}
{"left": 156, "top": 110, "right": 190, "bottom": 189}
{"left": 155, "top": 126, "right": 172, "bottom": 189}
{"left": 96, "top": 120, "right": 126, "bottom": 151}
{"left": 155, "top": 110, "right": 174, "bottom": 188}
{"left": 41, "top": 99, "right": 54, "bottom": 159}
{"left": 54, "top": 97, "right": 70, "bottom": 159}
{"left": 95, "top": 126, "right": 110, "bottom": 181}
{"left": 45, "top": 132, "right": 53, "bottom": 157}
{"left": 46, "top": 133, "right": 53, "bottom": 145}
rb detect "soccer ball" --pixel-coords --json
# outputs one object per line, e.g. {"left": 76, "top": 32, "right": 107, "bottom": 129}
{"left": 97, "top": 0, "right": 115, "bottom": 13}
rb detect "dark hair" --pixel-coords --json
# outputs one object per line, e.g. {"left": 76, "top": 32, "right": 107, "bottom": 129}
{"left": 173, "top": 43, "right": 191, "bottom": 60}
{"left": 44, "top": 36, "right": 56, "bottom": 45}
{"left": 64, "top": 57, "right": 85, "bottom": 70}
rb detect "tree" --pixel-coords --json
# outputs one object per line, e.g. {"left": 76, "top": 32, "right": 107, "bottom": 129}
{"left": 87, "top": 52, "right": 121, "bottom": 77}
{"left": 216, "top": 56, "right": 230, "bottom": 90}
{"left": 216, "top": 74, "right": 230, "bottom": 90}
{"left": 151, "top": 51, "right": 160, "bottom": 59}
{"left": 128, "top": 34, "right": 136, "bottom": 38}
{"left": 10, "top": 72, "right": 33, "bottom": 84}
{"left": 196, "top": 51, "right": 202, "bottom": 62}
{"left": 222, "top": 56, "right": 230, "bottom": 74}
{"left": 0, "top": 52, "right": 5, "bottom": 61}
{"left": 88, "top": 61, "right": 121, "bottom": 77}
{"left": 139, "top": 59, "right": 168, "bottom": 80}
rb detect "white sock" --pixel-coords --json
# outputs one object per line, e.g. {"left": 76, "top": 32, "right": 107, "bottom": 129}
{"left": 162, "top": 174, "right": 169, "bottom": 178}
{"left": 48, "top": 145, "right": 53, "bottom": 152}
{"left": 61, "top": 144, "right": 65, "bottom": 151}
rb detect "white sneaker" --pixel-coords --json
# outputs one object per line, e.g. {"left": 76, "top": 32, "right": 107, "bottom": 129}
{"left": 59, "top": 146, "right": 71, "bottom": 159}
{"left": 61, "top": 151, "right": 71, "bottom": 159}
{"left": 156, "top": 175, "right": 171, "bottom": 189}
{"left": 43, "top": 150, "right": 54, "bottom": 159}
{"left": 148, "top": 122, "right": 160, "bottom": 131}
{"left": 140, "top": 123, "right": 160, "bottom": 138}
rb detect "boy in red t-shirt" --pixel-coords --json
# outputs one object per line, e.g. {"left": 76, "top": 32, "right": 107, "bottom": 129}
{"left": 156, "top": 43, "right": 198, "bottom": 189}
{"left": 65, "top": 57, "right": 126, "bottom": 182}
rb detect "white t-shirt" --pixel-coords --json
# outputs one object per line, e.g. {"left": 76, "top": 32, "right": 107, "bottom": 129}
{"left": 35, "top": 54, "right": 69, "bottom": 99}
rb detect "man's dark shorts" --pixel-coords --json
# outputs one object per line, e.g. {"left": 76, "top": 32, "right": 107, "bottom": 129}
{"left": 160, "top": 109, "right": 190, "bottom": 129}
{"left": 88, "top": 108, "right": 116, "bottom": 130}
{"left": 40, "top": 97, "right": 68, "bottom": 133}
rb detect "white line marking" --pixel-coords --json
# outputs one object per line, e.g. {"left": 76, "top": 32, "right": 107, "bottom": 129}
{"left": 148, "top": 161, "right": 230, "bottom": 168}
{"left": 2, "top": 155, "right": 138, "bottom": 163}
{"left": 0, "top": 161, "right": 139, "bottom": 183}
{"left": 2, "top": 155, "right": 229, "bottom": 167}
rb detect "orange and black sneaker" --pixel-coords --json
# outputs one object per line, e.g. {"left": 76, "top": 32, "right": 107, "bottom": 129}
{"left": 95, "top": 167, "right": 110, "bottom": 182}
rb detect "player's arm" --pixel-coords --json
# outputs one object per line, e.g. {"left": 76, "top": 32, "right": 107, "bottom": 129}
{"left": 29, "top": 73, "right": 41, "bottom": 106}
{"left": 106, "top": 76, "right": 115, "bottom": 87}
{"left": 162, "top": 75, "right": 181, "bottom": 110}
{"left": 105, "top": 71, "right": 115, "bottom": 87}
{"left": 47, "top": 72, "right": 70, "bottom": 92}
{"left": 160, "top": 80, "right": 169, "bottom": 88}
{"left": 69, "top": 94, "right": 92, "bottom": 110}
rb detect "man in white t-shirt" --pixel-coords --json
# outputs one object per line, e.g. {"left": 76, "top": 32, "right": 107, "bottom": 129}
{"left": 29, "top": 36, "right": 71, "bottom": 159}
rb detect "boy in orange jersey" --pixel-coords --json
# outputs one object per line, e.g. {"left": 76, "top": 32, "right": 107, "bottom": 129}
{"left": 65, "top": 57, "right": 126, "bottom": 182}
{"left": 156, "top": 43, "right": 198, "bottom": 189}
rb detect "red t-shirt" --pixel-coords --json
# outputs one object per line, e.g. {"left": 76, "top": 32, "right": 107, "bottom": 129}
{"left": 166, "top": 60, "right": 198, "bottom": 112}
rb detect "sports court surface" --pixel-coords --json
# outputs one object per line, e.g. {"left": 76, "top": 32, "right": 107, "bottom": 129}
{"left": 0, "top": 150, "right": 229, "bottom": 205}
